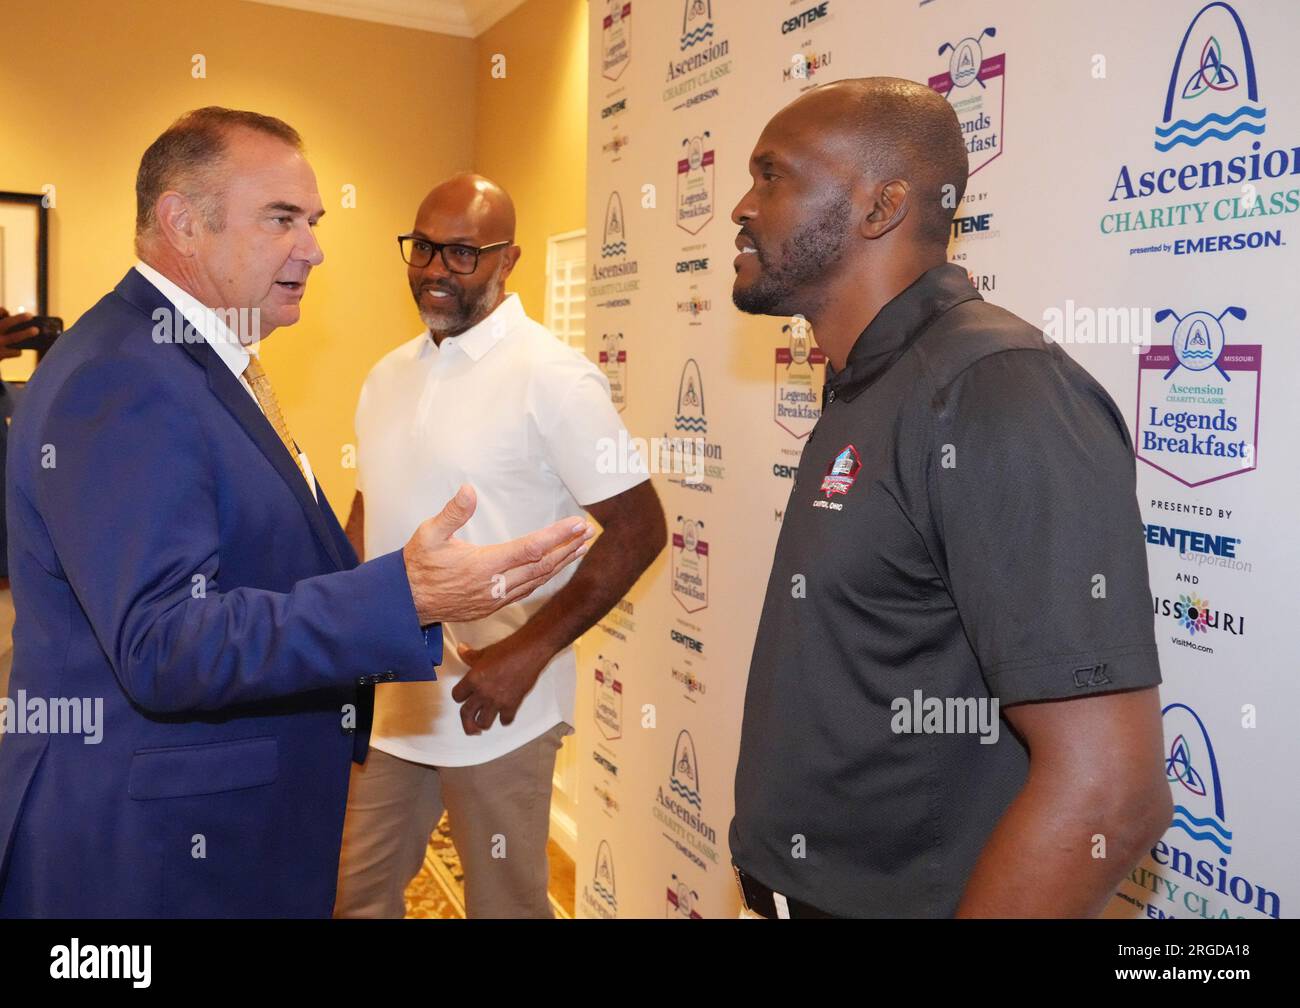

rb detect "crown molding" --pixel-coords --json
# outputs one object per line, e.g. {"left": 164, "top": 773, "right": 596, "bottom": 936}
{"left": 242, "top": 0, "right": 528, "bottom": 38}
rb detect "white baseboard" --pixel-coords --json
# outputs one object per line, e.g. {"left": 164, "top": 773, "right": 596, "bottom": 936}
{"left": 549, "top": 802, "right": 577, "bottom": 862}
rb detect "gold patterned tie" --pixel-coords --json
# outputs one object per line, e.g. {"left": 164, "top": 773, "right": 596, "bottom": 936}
{"left": 242, "top": 354, "right": 307, "bottom": 482}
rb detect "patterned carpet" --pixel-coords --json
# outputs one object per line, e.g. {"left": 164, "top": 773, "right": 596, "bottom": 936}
{"left": 404, "top": 813, "right": 576, "bottom": 919}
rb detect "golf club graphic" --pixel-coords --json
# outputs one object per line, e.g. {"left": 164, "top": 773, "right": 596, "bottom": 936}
{"left": 1155, "top": 305, "right": 1246, "bottom": 382}
{"left": 936, "top": 27, "right": 996, "bottom": 95}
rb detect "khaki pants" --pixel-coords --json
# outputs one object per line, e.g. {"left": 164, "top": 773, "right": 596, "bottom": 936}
{"left": 334, "top": 722, "right": 570, "bottom": 919}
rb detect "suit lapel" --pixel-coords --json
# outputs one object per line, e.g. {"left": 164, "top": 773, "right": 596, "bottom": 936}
{"left": 114, "top": 269, "right": 345, "bottom": 570}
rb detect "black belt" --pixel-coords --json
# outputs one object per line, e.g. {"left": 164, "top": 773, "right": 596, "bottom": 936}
{"left": 733, "top": 865, "right": 836, "bottom": 919}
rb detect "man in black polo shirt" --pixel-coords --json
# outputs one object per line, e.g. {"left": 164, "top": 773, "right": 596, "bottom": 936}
{"left": 728, "top": 77, "right": 1172, "bottom": 918}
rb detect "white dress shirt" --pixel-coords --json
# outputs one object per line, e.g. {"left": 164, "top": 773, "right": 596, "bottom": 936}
{"left": 356, "top": 293, "right": 646, "bottom": 766}
{"left": 133, "top": 261, "right": 317, "bottom": 499}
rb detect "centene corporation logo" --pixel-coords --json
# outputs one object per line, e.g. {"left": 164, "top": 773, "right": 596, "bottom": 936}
{"left": 1154, "top": 1, "right": 1265, "bottom": 152}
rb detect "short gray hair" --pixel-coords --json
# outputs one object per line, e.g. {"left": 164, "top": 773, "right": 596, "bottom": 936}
{"left": 134, "top": 107, "right": 302, "bottom": 252}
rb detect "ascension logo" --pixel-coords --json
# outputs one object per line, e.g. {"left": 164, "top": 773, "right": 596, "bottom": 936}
{"left": 599, "top": 332, "right": 626, "bottom": 412}
{"left": 598, "top": 595, "right": 637, "bottom": 641}
{"left": 1118, "top": 702, "right": 1280, "bottom": 918}
{"left": 774, "top": 319, "right": 825, "bottom": 438}
{"left": 928, "top": 26, "right": 1004, "bottom": 175}
{"left": 676, "top": 133, "right": 715, "bottom": 234}
{"left": 580, "top": 839, "right": 618, "bottom": 919}
{"left": 680, "top": 0, "right": 712, "bottom": 49}
{"left": 601, "top": 1, "right": 631, "bottom": 82}
{"left": 600, "top": 191, "right": 627, "bottom": 257}
{"left": 670, "top": 516, "right": 708, "bottom": 614}
{"left": 674, "top": 357, "right": 706, "bottom": 433}
{"left": 654, "top": 729, "right": 719, "bottom": 871}
{"left": 1154, "top": 2, "right": 1264, "bottom": 152}
{"left": 665, "top": 0, "right": 731, "bottom": 110}
{"left": 661, "top": 359, "right": 725, "bottom": 489}
{"left": 594, "top": 655, "right": 623, "bottom": 741}
{"left": 592, "top": 191, "right": 639, "bottom": 308}
{"left": 666, "top": 872, "right": 703, "bottom": 919}
{"left": 1135, "top": 304, "right": 1260, "bottom": 486}
{"left": 1103, "top": 3, "right": 1298, "bottom": 257}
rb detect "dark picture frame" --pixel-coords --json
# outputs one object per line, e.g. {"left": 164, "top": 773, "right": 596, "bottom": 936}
{"left": 0, "top": 191, "right": 51, "bottom": 382}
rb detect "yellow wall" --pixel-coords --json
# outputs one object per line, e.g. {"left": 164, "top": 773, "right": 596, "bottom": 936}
{"left": 0, "top": 0, "right": 477, "bottom": 509}
{"left": 0, "top": 0, "right": 587, "bottom": 513}
{"left": 474, "top": 0, "right": 588, "bottom": 322}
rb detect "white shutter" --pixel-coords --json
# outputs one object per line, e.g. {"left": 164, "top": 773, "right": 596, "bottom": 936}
{"left": 544, "top": 229, "right": 586, "bottom": 351}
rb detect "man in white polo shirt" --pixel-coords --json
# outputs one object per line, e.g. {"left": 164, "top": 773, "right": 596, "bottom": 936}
{"left": 334, "top": 174, "right": 665, "bottom": 918}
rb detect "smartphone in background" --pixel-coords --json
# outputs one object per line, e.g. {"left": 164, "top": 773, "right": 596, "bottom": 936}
{"left": 4, "top": 315, "right": 62, "bottom": 353}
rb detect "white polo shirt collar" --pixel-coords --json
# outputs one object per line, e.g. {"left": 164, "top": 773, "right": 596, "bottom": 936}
{"left": 426, "top": 293, "right": 522, "bottom": 363}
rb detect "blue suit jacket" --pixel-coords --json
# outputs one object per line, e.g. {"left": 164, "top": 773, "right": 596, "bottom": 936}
{"left": 0, "top": 268, "right": 439, "bottom": 917}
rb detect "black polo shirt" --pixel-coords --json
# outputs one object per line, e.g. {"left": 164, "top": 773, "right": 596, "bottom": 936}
{"left": 730, "top": 263, "right": 1161, "bottom": 918}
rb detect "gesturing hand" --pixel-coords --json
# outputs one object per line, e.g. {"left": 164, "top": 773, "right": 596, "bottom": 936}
{"left": 451, "top": 638, "right": 551, "bottom": 735}
{"left": 402, "top": 484, "right": 592, "bottom": 626}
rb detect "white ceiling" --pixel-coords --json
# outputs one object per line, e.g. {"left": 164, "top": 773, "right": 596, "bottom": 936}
{"left": 245, "top": 0, "right": 530, "bottom": 37}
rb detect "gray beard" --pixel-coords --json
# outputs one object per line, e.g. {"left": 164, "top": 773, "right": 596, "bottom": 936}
{"left": 420, "top": 271, "right": 505, "bottom": 336}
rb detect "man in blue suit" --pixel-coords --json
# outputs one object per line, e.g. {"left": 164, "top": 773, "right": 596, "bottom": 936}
{"left": 0, "top": 107, "right": 592, "bottom": 917}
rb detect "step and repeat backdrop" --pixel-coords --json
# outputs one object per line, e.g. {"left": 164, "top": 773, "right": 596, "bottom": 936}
{"left": 574, "top": 0, "right": 1297, "bottom": 919}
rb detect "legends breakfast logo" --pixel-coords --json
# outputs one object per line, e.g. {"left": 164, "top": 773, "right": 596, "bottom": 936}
{"left": 928, "top": 26, "right": 1004, "bottom": 176}
{"left": 774, "top": 318, "right": 825, "bottom": 438}
{"left": 670, "top": 515, "right": 709, "bottom": 614}
{"left": 599, "top": 332, "right": 627, "bottom": 412}
{"left": 594, "top": 655, "right": 623, "bottom": 741}
{"left": 601, "top": 1, "right": 631, "bottom": 82}
{"left": 1135, "top": 304, "right": 1260, "bottom": 487}
{"left": 676, "top": 133, "right": 715, "bottom": 234}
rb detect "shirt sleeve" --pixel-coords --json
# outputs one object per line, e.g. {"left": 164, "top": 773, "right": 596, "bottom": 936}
{"left": 533, "top": 353, "right": 649, "bottom": 507}
{"left": 926, "top": 347, "right": 1161, "bottom": 706}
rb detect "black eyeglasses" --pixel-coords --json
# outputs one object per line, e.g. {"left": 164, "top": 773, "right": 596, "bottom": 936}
{"left": 396, "top": 235, "right": 511, "bottom": 274}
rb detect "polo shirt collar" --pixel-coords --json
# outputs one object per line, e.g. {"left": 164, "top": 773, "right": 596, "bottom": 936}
{"left": 825, "top": 263, "right": 981, "bottom": 403}
{"left": 430, "top": 292, "right": 522, "bottom": 362}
